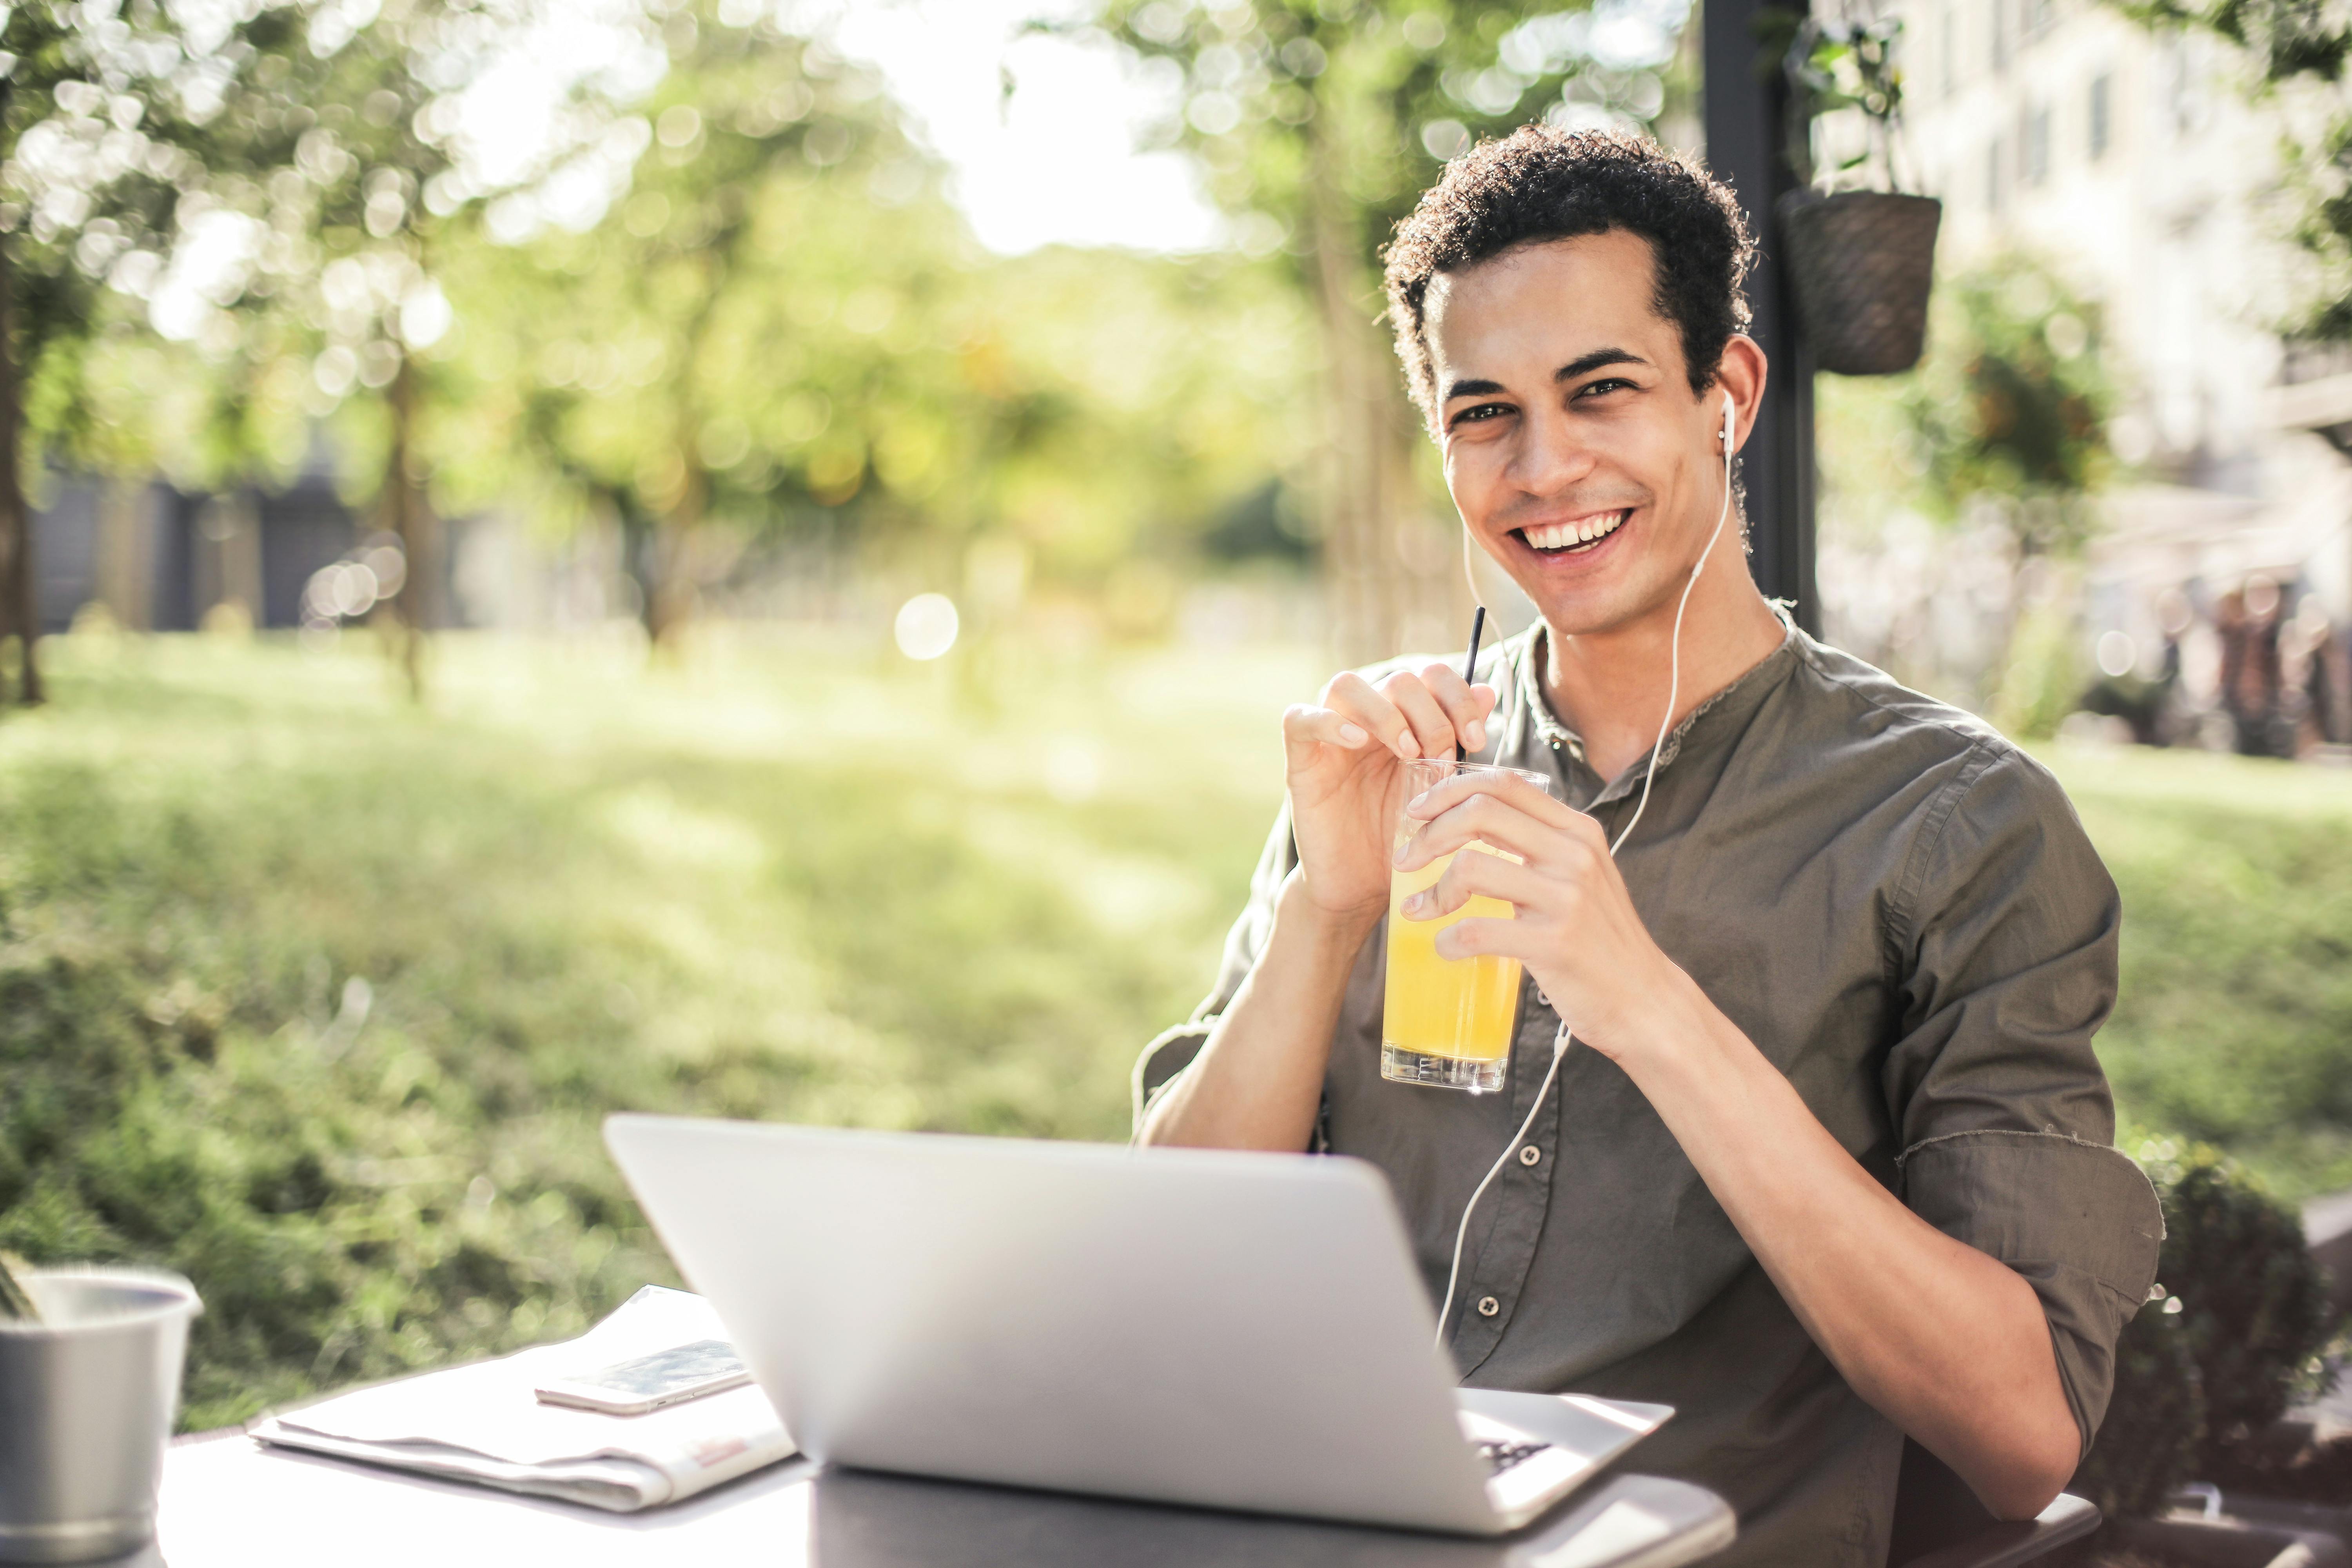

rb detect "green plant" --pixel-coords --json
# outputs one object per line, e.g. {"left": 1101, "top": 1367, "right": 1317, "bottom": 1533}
{"left": 2075, "top": 1153, "right": 2346, "bottom": 1514}
{"left": 2118, "top": 0, "right": 2352, "bottom": 344}
{"left": 2154, "top": 1158, "right": 2345, "bottom": 1465}
{"left": 1759, "top": 4, "right": 1909, "bottom": 191}
{"left": 1903, "top": 262, "right": 2117, "bottom": 546}
{"left": 2072, "top": 1292, "right": 2205, "bottom": 1518}
{"left": 1988, "top": 589, "right": 2085, "bottom": 740}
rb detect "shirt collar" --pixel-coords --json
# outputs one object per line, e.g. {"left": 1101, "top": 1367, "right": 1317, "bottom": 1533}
{"left": 1509, "top": 614, "right": 1802, "bottom": 806}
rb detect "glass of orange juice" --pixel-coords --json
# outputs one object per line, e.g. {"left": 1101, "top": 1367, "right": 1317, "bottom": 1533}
{"left": 1380, "top": 759, "right": 1552, "bottom": 1093}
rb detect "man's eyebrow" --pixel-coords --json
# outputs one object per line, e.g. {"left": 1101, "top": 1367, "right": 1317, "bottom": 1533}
{"left": 1441, "top": 377, "right": 1506, "bottom": 403}
{"left": 1554, "top": 348, "right": 1648, "bottom": 382}
{"left": 1440, "top": 350, "right": 1651, "bottom": 403}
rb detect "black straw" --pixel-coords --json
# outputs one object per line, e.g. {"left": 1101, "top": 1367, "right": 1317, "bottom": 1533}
{"left": 1455, "top": 605, "right": 1488, "bottom": 763}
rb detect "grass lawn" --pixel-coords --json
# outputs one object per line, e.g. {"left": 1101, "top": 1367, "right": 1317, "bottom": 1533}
{"left": 2040, "top": 743, "right": 2352, "bottom": 1201}
{"left": 0, "top": 628, "right": 2343, "bottom": 1428}
{"left": 0, "top": 627, "right": 1303, "bottom": 1428}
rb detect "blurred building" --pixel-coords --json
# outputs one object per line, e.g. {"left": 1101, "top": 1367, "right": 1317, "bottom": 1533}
{"left": 35, "top": 468, "right": 354, "bottom": 634}
{"left": 1833, "top": 0, "right": 2352, "bottom": 748}
{"left": 27, "top": 435, "right": 479, "bottom": 638}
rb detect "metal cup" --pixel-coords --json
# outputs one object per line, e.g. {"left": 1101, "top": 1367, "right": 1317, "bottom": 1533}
{"left": 0, "top": 1269, "right": 200, "bottom": 1564}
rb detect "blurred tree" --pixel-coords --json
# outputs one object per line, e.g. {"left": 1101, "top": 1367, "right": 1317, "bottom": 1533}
{"left": 435, "top": 5, "right": 1316, "bottom": 646}
{"left": 1092, "top": 0, "right": 1698, "bottom": 659}
{"left": 1904, "top": 262, "right": 2114, "bottom": 546}
{"left": 1898, "top": 257, "right": 2115, "bottom": 718}
{"left": 190, "top": 0, "right": 668, "bottom": 695}
{"left": 433, "top": 11, "right": 974, "bottom": 644}
{"left": 0, "top": 0, "right": 319, "bottom": 702}
{"left": 965, "top": 243, "right": 1315, "bottom": 588}
{"left": 2118, "top": 0, "right": 2352, "bottom": 343}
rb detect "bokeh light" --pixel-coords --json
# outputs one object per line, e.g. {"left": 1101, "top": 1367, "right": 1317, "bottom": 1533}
{"left": 894, "top": 593, "right": 960, "bottom": 661}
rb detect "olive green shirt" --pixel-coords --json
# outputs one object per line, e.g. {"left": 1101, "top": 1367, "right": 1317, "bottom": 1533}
{"left": 1135, "top": 624, "right": 2162, "bottom": 1568}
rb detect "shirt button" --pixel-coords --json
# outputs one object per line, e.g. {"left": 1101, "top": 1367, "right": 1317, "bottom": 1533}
{"left": 1477, "top": 1296, "right": 1501, "bottom": 1318}
{"left": 1519, "top": 1145, "right": 1541, "bottom": 1167}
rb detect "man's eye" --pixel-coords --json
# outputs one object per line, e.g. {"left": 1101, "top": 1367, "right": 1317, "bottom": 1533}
{"left": 1575, "top": 378, "right": 1636, "bottom": 399}
{"left": 1450, "top": 402, "right": 1513, "bottom": 426}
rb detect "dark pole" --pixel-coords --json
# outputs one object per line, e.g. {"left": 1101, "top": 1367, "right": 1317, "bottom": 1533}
{"left": 0, "top": 76, "right": 36, "bottom": 704}
{"left": 1701, "top": 0, "right": 1818, "bottom": 635}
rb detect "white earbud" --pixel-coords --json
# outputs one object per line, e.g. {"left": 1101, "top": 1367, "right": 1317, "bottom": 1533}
{"left": 1720, "top": 394, "right": 1735, "bottom": 453}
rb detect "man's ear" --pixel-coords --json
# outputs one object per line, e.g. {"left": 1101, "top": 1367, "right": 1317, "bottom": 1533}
{"left": 1709, "top": 335, "right": 1769, "bottom": 456}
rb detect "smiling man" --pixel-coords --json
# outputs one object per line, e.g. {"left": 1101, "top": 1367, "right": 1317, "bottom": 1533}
{"left": 1134, "top": 130, "right": 2161, "bottom": 1565}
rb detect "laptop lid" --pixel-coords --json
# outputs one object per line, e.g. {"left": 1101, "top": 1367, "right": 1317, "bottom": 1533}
{"left": 604, "top": 1114, "right": 1508, "bottom": 1533}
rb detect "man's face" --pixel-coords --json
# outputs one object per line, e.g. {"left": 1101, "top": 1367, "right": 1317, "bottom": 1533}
{"left": 1425, "top": 231, "right": 1732, "bottom": 637}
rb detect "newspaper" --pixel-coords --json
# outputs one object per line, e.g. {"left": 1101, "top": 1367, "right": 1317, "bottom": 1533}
{"left": 250, "top": 1286, "right": 795, "bottom": 1511}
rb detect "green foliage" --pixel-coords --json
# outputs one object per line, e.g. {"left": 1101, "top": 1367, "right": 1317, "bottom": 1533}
{"left": 1987, "top": 590, "right": 2084, "bottom": 739}
{"left": 0, "top": 631, "right": 1287, "bottom": 1427}
{"left": 425, "top": 16, "right": 958, "bottom": 633}
{"left": 2073, "top": 1292, "right": 2205, "bottom": 1518}
{"left": 2293, "top": 118, "right": 2352, "bottom": 341}
{"left": 2076, "top": 1153, "right": 2343, "bottom": 1513}
{"left": 0, "top": 0, "right": 318, "bottom": 484}
{"left": 1902, "top": 259, "right": 2117, "bottom": 553}
{"left": 2119, "top": 0, "right": 2352, "bottom": 340}
{"left": 1094, "top": 0, "right": 1695, "bottom": 284}
{"left": 1821, "top": 258, "right": 2118, "bottom": 572}
{"left": 2147, "top": 1156, "right": 2345, "bottom": 1460}
{"left": 1758, "top": 5, "right": 1908, "bottom": 190}
{"left": 2122, "top": 0, "right": 2351, "bottom": 89}
{"left": 410, "top": 6, "right": 1318, "bottom": 635}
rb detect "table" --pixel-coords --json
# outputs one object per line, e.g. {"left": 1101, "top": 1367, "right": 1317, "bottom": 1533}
{"left": 136, "top": 1433, "right": 1736, "bottom": 1568}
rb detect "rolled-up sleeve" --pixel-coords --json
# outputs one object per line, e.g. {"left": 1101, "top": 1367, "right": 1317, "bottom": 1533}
{"left": 1884, "top": 743, "right": 2163, "bottom": 1455}
{"left": 1129, "top": 805, "right": 1298, "bottom": 1136}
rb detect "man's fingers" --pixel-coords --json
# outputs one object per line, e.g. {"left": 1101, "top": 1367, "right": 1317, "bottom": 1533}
{"left": 1432, "top": 916, "right": 1532, "bottom": 964}
{"left": 1396, "top": 793, "right": 1561, "bottom": 872}
{"left": 1401, "top": 846, "right": 1547, "bottom": 921}
{"left": 1381, "top": 675, "right": 1464, "bottom": 761}
{"left": 1325, "top": 671, "right": 1422, "bottom": 759}
{"left": 1407, "top": 767, "right": 1582, "bottom": 831}
{"left": 1282, "top": 703, "right": 1373, "bottom": 765}
{"left": 1413, "top": 662, "right": 1498, "bottom": 755}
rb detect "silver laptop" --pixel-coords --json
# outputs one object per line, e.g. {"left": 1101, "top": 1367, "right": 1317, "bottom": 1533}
{"left": 604, "top": 1114, "right": 1671, "bottom": 1535}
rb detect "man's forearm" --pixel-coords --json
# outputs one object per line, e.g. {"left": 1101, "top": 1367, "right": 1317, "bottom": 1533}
{"left": 1617, "top": 976, "right": 2082, "bottom": 1518}
{"left": 1138, "top": 871, "right": 1376, "bottom": 1151}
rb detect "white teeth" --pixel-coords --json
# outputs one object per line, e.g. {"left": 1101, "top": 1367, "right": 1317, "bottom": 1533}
{"left": 1526, "top": 511, "right": 1626, "bottom": 552}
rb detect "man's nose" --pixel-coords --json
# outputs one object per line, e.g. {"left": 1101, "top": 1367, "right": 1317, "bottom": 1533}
{"left": 1507, "top": 407, "right": 1600, "bottom": 501}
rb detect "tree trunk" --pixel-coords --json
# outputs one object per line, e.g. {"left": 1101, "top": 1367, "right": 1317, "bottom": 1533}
{"left": 383, "top": 350, "right": 438, "bottom": 701}
{"left": 642, "top": 456, "right": 705, "bottom": 650}
{"left": 0, "top": 174, "right": 41, "bottom": 706}
{"left": 1304, "top": 122, "right": 1466, "bottom": 667}
{"left": 608, "top": 488, "right": 658, "bottom": 638}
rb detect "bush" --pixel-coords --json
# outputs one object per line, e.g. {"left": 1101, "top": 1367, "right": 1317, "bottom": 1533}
{"left": 2071, "top": 1294, "right": 2204, "bottom": 1518}
{"left": 2072, "top": 1153, "right": 2345, "bottom": 1514}
{"left": 2162, "top": 1161, "right": 2343, "bottom": 1465}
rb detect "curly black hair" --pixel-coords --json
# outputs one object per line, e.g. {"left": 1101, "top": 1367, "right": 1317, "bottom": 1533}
{"left": 1383, "top": 126, "right": 1756, "bottom": 429}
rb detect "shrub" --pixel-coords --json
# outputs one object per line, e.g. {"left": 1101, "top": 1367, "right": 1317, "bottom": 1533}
{"left": 2162, "top": 1160, "right": 2343, "bottom": 1466}
{"left": 2071, "top": 1292, "right": 2204, "bottom": 1517}
{"left": 2073, "top": 1152, "right": 2345, "bottom": 1514}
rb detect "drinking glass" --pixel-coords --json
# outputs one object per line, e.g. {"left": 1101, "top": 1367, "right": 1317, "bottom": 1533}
{"left": 1379, "top": 759, "right": 1552, "bottom": 1094}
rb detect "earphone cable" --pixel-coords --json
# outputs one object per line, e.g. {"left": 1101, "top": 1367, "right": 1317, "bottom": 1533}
{"left": 1432, "top": 397, "right": 1737, "bottom": 1357}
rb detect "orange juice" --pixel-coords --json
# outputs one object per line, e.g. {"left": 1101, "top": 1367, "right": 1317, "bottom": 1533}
{"left": 1380, "top": 843, "right": 1522, "bottom": 1093}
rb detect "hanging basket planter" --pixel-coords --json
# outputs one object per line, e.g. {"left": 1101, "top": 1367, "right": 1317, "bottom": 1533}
{"left": 1775, "top": 190, "right": 1943, "bottom": 376}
